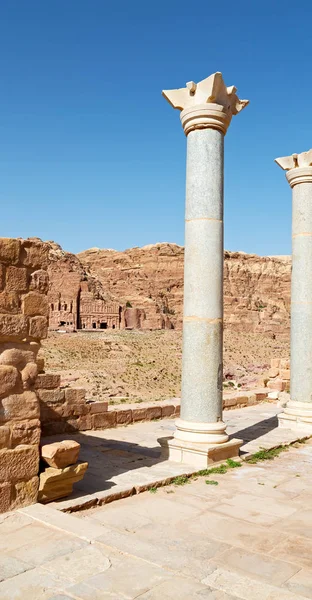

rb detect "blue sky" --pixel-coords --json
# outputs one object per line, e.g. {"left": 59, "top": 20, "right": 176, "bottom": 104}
{"left": 0, "top": 1, "right": 311, "bottom": 255}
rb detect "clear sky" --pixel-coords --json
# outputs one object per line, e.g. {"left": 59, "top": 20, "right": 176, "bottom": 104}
{"left": 0, "top": 0, "right": 311, "bottom": 255}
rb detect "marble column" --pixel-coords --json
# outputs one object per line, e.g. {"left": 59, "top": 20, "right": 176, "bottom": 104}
{"left": 159, "top": 73, "right": 249, "bottom": 467}
{"left": 275, "top": 150, "right": 312, "bottom": 432}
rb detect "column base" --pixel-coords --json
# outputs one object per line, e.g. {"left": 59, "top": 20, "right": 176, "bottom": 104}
{"left": 278, "top": 400, "right": 312, "bottom": 434}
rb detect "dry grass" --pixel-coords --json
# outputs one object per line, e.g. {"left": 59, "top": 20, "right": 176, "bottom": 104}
{"left": 41, "top": 329, "right": 289, "bottom": 404}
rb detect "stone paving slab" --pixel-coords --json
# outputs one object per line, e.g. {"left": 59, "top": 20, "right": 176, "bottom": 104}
{"left": 42, "top": 404, "right": 310, "bottom": 512}
{"left": 1, "top": 440, "right": 312, "bottom": 598}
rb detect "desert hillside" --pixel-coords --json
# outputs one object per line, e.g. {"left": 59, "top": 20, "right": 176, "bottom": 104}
{"left": 78, "top": 244, "right": 291, "bottom": 335}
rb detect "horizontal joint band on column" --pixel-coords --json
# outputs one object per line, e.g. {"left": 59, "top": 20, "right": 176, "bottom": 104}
{"left": 183, "top": 316, "right": 223, "bottom": 323}
{"left": 185, "top": 217, "right": 223, "bottom": 223}
{"left": 292, "top": 232, "right": 312, "bottom": 237}
{"left": 291, "top": 301, "right": 312, "bottom": 304}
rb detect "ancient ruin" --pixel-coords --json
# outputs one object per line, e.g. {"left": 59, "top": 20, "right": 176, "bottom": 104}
{"left": 159, "top": 72, "right": 248, "bottom": 466}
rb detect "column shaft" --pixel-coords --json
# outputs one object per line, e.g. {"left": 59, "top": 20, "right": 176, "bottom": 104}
{"left": 291, "top": 182, "right": 312, "bottom": 404}
{"left": 181, "top": 128, "right": 224, "bottom": 423}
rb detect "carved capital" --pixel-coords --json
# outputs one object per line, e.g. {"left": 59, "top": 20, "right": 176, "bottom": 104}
{"left": 162, "top": 72, "right": 249, "bottom": 135}
{"left": 275, "top": 150, "right": 312, "bottom": 187}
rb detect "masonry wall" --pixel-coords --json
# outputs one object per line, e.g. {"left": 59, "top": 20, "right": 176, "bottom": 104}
{"left": 0, "top": 238, "right": 49, "bottom": 513}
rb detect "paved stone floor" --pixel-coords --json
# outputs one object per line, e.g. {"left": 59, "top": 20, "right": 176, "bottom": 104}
{"left": 43, "top": 404, "right": 305, "bottom": 511}
{"left": 1, "top": 437, "right": 312, "bottom": 599}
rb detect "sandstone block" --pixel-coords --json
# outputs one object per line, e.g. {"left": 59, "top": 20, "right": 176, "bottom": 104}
{"left": 20, "top": 240, "right": 49, "bottom": 269}
{"left": 116, "top": 409, "right": 132, "bottom": 425}
{"left": 6, "top": 266, "right": 28, "bottom": 293}
{"left": 161, "top": 405, "right": 175, "bottom": 418}
{"left": 0, "top": 292, "right": 20, "bottom": 314}
{"left": 280, "top": 369, "right": 290, "bottom": 381}
{"left": 41, "top": 440, "right": 80, "bottom": 468}
{"left": 22, "top": 292, "right": 49, "bottom": 317}
{"left": 247, "top": 394, "right": 257, "bottom": 405}
{"left": 64, "top": 388, "right": 86, "bottom": 404}
{"left": 0, "top": 426, "right": 10, "bottom": 449}
{"left": 21, "top": 362, "right": 38, "bottom": 390}
{"left": 223, "top": 396, "right": 237, "bottom": 408}
{"left": 174, "top": 405, "right": 181, "bottom": 416}
{"left": 270, "top": 358, "right": 280, "bottom": 368}
{"left": 38, "top": 461, "right": 88, "bottom": 503}
{"left": 40, "top": 402, "right": 63, "bottom": 423}
{"left": 91, "top": 411, "right": 116, "bottom": 429}
{"left": 34, "top": 373, "right": 61, "bottom": 390}
{"left": 66, "top": 415, "right": 91, "bottom": 431}
{"left": 280, "top": 358, "right": 290, "bottom": 369}
{"left": 42, "top": 421, "right": 68, "bottom": 436}
{"left": 0, "top": 365, "right": 19, "bottom": 397}
{"left": 0, "top": 347, "right": 35, "bottom": 369}
{"left": 0, "top": 238, "right": 20, "bottom": 265}
{"left": 132, "top": 406, "right": 161, "bottom": 422}
{"left": 0, "top": 482, "right": 11, "bottom": 512}
{"left": 255, "top": 392, "right": 268, "bottom": 401}
{"left": 11, "top": 475, "right": 38, "bottom": 509}
{"left": 0, "top": 314, "right": 28, "bottom": 339}
{"left": 29, "top": 316, "right": 48, "bottom": 339}
{"left": 29, "top": 270, "right": 49, "bottom": 294}
{"left": 38, "top": 388, "right": 65, "bottom": 403}
{"left": 268, "top": 367, "right": 279, "bottom": 378}
{"left": 0, "top": 445, "right": 39, "bottom": 481}
{"left": 0, "top": 391, "right": 40, "bottom": 423}
{"left": 267, "top": 379, "right": 285, "bottom": 392}
{"left": 89, "top": 401, "right": 108, "bottom": 414}
{"left": 11, "top": 419, "right": 41, "bottom": 447}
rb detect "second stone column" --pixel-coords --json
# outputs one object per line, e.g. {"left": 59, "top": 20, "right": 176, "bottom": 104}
{"left": 159, "top": 73, "right": 248, "bottom": 467}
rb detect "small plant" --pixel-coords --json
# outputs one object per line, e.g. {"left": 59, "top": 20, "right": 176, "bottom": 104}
{"left": 172, "top": 475, "right": 190, "bottom": 486}
{"left": 226, "top": 458, "right": 241, "bottom": 469}
{"left": 246, "top": 446, "right": 288, "bottom": 464}
{"left": 126, "top": 301, "right": 132, "bottom": 308}
{"left": 206, "top": 480, "right": 218, "bottom": 485}
{"left": 149, "top": 487, "right": 158, "bottom": 494}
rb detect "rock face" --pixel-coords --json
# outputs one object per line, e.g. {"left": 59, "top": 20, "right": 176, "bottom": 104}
{"left": 78, "top": 244, "right": 291, "bottom": 336}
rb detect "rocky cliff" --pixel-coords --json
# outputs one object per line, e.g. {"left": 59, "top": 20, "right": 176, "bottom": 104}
{"left": 77, "top": 243, "right": 291, "bottom": 336}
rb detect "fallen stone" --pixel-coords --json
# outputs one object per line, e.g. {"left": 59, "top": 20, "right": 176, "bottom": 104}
{"left": 41, "top": 440, "right": 81, "bottom": 468}
{"left": 38, "top": 462, "right": 88, "bottom": 503}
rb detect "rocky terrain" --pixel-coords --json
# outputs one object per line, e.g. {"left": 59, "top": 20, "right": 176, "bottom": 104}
{"left": 41, "top": 329, "right": 290, "bottom": 404}
{"left": 78, "top": 244, "right": 291, "bottom": 336}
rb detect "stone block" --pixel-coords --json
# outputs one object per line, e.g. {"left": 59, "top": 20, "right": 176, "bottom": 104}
{"left": 267, "top": 379, "right": 285, "bottom": 392}
{"left": 132, "top": 406, "right": 162, "bottom": 422}
{"left": 271, "top": 358, "right": 281, "bottom": 368}
{"left": 174, "top": 405, "right": 181, "bottom": 416}
{"left": 223, "top": 396, "right": 237, "bottom": 408}
{"left": 20, "top": 240, "right": 49, "bottom": 269}
{"left": 38, "top": 462, "right": 88, "bottom": 503}
{"left": 11, "top": 419, "right": 41, "bottom": 447}
{"left": 0, "top": 314, "right": 28, "bottom": 339}
{"left": 41, "top": 440, "right": 80, "bottom": 468}
{"left": 268, "top": 367, "right": 279, "bottom": 378}
{"left": 280, "top": 369, "right": 290, "bottom": 380}
{"left": 280, "top": 358, "right": 290, "bottom": 369}
{"left": 0, "top": 481, "right": 11, "bottom": 512}
{"left": 64, "top": 388, "right": 86, "bottom": 404}
{"left": 36, "top": 356, "right": 45, "bottom": 373}
{"left": 0, "top": 365, "right": 19, "bottom": 397}
{"left": 29, "top": 270, "right": 49, "bottom": 294}
{"left": 91, "top": 411, "right": 117, "bottom": 429}
{"left": 0, "top": 238, "right": 20, "bottom": 265}
{"left": 22, "top": 292, "right": 49, "bottom": 317}
{"left": 116, "top": 409, "right": 132, "bottom": 425}
{"left": 0, "top": 292, "right": 20, "bottom": 314}
{"left": 0, "top": 426, "right": 10, "bottom": 449}
{"left": 37, "top": 388, "right": 65, "bottom": 403}
{"left": 11, "top": 475, "right": 38, "bottom": 509}
{"left": 255, "top": 392, "right": 268, "bottom": 401}
{"left": 0, "top": 347, "right": 35, "bottom": 369}
{"left": 65, "top": 415, "right": 92, "bottom": 432}
{"left": 34, "top": 373, "right": 60, "bottom": 390}
{"left": 0, "top": 445, "right": 39, "bottom": 481}
{"left": 247, "top": 394, "right": 257, "bottom": 405}
{"left": 21, "top": 362, "right": 38, "bottom": 390}
{"left": 42, "top": 421, "right": 68, "bottom": 436}
{"left": 40, "top": 402, "right": 63, "bottom": 423}
{"left": 161, "top": 404, "right": 175, "bottom": 418}
{"left": 89, "top": 401, "right": 108, "bottom": 414}
{"left": 0, "top": 390, "right": 40, "bottom": 423}
{"left": 6, "top": 266, "right": 28, "bottom": 293}
{"left": 29, "top": 316, "right": 48, "bottom": 339}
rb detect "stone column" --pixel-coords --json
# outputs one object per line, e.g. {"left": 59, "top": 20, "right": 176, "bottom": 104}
{"left": 275, "top": 150, "right": 312, "bottom": 432}
{"left": 159, "top": 73, "right": 248, "bottom": 467}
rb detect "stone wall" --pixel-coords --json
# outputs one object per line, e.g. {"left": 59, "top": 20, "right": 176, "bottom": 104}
{"left": 267, "top": 358, "right": 290, "bottom": 392}
{"left": 0, "top": 238, "right": 49, "bottom": 513}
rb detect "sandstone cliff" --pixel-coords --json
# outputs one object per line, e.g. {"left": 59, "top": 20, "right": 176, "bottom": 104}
{"left": 77, "top": 244, "right": 291, "bottom": 336}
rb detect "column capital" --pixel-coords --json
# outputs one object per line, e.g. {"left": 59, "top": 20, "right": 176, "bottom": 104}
{"left": 275, "top": 150, "right": 312, "bottom": 187}
{"left": 162, "top": 72, "right": 249, "bottom": 136}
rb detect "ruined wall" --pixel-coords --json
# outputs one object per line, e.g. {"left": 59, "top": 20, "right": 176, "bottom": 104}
{"left": 0, "top": 238, "right": 49, "bottom": 512}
